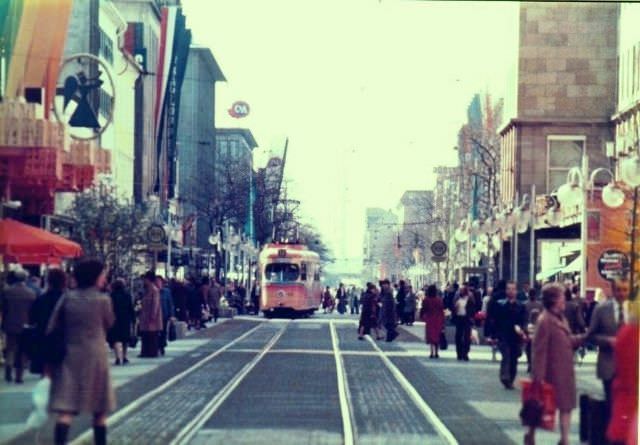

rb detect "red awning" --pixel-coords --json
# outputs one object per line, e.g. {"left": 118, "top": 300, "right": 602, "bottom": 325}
{"left": 0, "top": 219, "right": 82, "bottom": 265}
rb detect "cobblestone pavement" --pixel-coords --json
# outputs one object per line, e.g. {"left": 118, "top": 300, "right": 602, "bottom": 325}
{"left": 0, "top": 315, "right": 603, "bottom": 445}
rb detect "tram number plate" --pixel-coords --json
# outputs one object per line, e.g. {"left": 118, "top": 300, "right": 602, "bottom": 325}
{"left": 278, "top": 249, "right": 287, "bottom": 257}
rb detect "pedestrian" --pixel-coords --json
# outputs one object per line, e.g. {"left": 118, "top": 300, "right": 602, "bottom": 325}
{"left": 582, "top": 290, "right": 598, "bottom": 328}
{"left": 349, "top": 286, "right": 359, "bottom": 315}
{"left": 46, "top": 258, "right": 115, "bottom": 445}
{"left": 27, "top": 274, "right": 43, "bottom": 298}
{"left": 606, "top": 299, "right": 638, "bottom": 444}
{"left": 157, "top": 276, "right": 174, "bottom": 356}
{"left": 358, "top": 283, "right": 381, "bottom": 340}
{"left": 1, "top": 270, "right": 36, "bottom": 383}
{"left": 28, "top": 269, "right": 67, "bottom": 375}
{"left": 138, "top": 271, "right": 162, "bottom": 358}
{"left": 453, "top": 285, "right": 476, "bottom": 361}
{"left": 420, "top": 284, "right": 444, "bottom": 359}
{"left": 322, "top": 287, "right": 333, "bottom": 314}
{"left": 564, "top": 286, "right": 586, "bottom": 334}
{"left": 250, "top": 282, "right": 260, "bottom": 315}
{"left": 495, "top": 281, "right": 527, "bottom": 389}
{"left": 379, "top": 279, "right": 398, "bottom": 342}
{"left": 336, "top": 283, "right": 348, "bottom": 314}
{"left": 527, "top": 283, "right": 583, "bottom": 445}
{"left": 396, "top": 280, "right": 407, "bottom": 323}
{"left": 585, "top": 279, "right": 629, "bottom": 423}
{"left": 523, "top": 288, "right": 543, "bottom": 373}
{"left": 187, "top": 278, "right": 204, "bottom": 329}
{"left": 170, "top": 279, "right": 188, "bottom": 323}
{"left": 207, "top": 278, "right": 222, "bottom": 323}
{"left": 107, "top": 279, "right": 135, "bottom": 366}
{"left": 404, "top": 285, "right": 417, "bottom": 326}
{"left": 485, "top": 280, "right": 506, "bottom": 341}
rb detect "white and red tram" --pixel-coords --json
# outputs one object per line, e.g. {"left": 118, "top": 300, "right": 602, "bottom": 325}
{"left": 258, "top": 243, "right": 323, "bottom": 317}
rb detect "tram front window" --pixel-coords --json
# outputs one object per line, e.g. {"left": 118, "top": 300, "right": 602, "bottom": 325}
{"left": 265, "top": 263, "right": 300, "bottom": 282}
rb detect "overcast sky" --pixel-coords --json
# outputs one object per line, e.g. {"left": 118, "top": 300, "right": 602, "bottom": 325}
{"left": 182, "top": 0, "right": 519, "bottom": 272}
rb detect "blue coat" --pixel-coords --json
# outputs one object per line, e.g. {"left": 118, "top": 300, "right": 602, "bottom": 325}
{"left": 160, "top": 287, "right": 174, "bottom": 321}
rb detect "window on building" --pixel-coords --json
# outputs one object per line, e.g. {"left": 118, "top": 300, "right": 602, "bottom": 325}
{"left": 99, "top": 28, "right": 113, "bottom": 65}
{"left": 300, "top": 263, "right": 307, "bottom": 281}
{"left": 547, "top": 136, "right": 585, "bottom": 192}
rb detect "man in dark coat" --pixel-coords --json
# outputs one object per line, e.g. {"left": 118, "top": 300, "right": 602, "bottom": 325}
{"left": 336, "top": 283, "right": 348, "bottom": 314}
{"left": 586, "top": 279, "right": 629, "bottom": 419}
{"left": 495, "top": 281, "right": 527, "bottom": 389}
{"left": 380, "top": 279, "right": 398, "bottom": 342}
{"left": 1, "top": 270, "right": 36, "bottom": 383}
{"left": 396, "top": 280, "right": 406, "bottom": 323}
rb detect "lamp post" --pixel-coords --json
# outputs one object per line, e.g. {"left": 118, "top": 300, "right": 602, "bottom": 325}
{"left": 556, "top": 155, "right": 630, "bottom": 299}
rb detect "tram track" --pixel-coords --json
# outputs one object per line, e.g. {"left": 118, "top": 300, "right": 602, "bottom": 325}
{"left": 69, "top": 322, "right": 268, "bottom": 445}
{"left": 364, "top": 335, "right": 459, "bottom": 445}
{"left": 171, "top": 323, "right": 287, "bottom": 445}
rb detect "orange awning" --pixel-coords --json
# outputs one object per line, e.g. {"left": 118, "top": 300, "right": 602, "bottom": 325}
{"left": 0, "top": 218, "right": 82, "bottom": 264}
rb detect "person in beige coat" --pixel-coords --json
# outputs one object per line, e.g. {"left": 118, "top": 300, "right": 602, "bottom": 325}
{"left": 138, "top": 271, "right": 163, "bottom": 358}
{"left": 528, "top": 283, "right": 584, "bottom": 445}
{"left": 46, "top": 259, "right": 115, "bottom": 445}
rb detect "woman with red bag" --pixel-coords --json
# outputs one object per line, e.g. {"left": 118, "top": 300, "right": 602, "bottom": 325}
{"left": 528, "top": 283, "right": 584, "bottom": 445}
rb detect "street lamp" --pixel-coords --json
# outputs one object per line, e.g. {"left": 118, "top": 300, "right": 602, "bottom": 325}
{"left": 620, "top": 152, "right": 640, "bottom": 187}
{"left": 554, "top": 156, "right": 630, "bottom": 300}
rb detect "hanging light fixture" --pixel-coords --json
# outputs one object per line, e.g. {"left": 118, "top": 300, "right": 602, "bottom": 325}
{"left": 620, "top": 153, "right": 640, "bottom": 187}
{"left": 556, "top": 167, "right": 583, "bottom": 209}
{"left": 590, "top": 167, "right": 626, "bottom": 209}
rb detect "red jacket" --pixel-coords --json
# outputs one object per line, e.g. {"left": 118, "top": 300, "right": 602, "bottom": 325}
{"left": 607, "top": 323, "right": 638, "bottom": 443}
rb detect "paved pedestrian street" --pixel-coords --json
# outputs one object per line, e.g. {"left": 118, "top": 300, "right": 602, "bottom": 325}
{"left": 1, "top": 316, "right": 602, "bottom": 445}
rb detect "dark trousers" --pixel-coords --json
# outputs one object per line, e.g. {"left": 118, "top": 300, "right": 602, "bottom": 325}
{"left": 385, "top": 324, "right": 398, "bottom": 342}
{"left": 350, "top": 300, "right": 359, "bottom": 315}
{"left": 454, "top": 317, "right": 471, "bottom": 359}
{"left": 499, "top": 341, "right": 520, "bottom": 386}
{"left": 603, "top": 378, "right": 613, "bottom": 427}
{"left": 140, "top": 331, "right": 159, "bottom": 357}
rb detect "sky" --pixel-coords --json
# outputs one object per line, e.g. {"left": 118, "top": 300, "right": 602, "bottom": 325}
{"left": 181, "top": 0, "right": 519, "bottom": 273}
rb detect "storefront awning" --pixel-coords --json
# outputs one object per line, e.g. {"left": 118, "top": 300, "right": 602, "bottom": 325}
{"left": 536, "top": 266, "right": 564, "bottom": 281}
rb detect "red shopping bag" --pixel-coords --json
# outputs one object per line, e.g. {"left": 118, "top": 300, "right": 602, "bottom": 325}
{"left": 520, "top": 378, "right": 556, "bottom": 431}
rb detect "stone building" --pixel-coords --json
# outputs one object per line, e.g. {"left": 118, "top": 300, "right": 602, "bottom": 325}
{"left": 499, "top": 2, "right": 619, "bottom": 283}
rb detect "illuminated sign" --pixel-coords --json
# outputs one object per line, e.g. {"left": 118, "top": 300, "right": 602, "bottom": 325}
{"left": 228, "top": 101, "right": 250, "bottom": 118}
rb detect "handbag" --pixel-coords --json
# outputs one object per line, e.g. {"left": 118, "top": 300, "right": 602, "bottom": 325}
{"left": 439, "top": 330, "right": 448, "bottom": 350}
{"left": 520, "top": 379, "right": 556, "bottom": 431}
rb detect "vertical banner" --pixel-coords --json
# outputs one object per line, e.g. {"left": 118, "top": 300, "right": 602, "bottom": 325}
{"left": 586, "top": 188, "right": 637, "bottom": 293}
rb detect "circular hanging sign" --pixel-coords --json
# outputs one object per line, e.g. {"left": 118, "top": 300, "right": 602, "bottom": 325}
{"left": 147, "top": 223, "right": 166, "bottom": 250}
{"left": 228, "top": 101, "right": 250, "bottom": 118}
{"left": 597, "top": 249, "right": 630, "bottom": 282}
{"left": 53, "top": 53, "right": 116, "bottom": 140}
{"left": 431, "top": 240, "right": 448, "bottom": 257}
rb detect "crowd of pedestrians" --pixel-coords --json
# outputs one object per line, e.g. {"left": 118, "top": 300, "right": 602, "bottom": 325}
{"left": 0, "top": 259, "right": 247, "bottom": 444}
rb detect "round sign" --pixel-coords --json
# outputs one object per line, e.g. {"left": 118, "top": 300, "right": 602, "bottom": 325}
{"left": 147, "top": 224, "right": 166, "bottom": 249}
{"left": 53, "top": 53, "right": 116, "bottom": 140}
{"left": 228, "top": 101, "right": 250, "bottom": 118}
{"left": 597, "top": 249, "right": 630, "bottom": 282}
{"left": 431, "top": 240, "right": 448, "bottom": 257}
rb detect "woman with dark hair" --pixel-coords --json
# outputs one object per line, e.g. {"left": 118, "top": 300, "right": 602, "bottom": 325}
{"left": 108, "top": 279, "right": 135, "bottom": 365}
{"left": 46, "top": 258, "right": 115, "bottom": 445}
{"left": 420, "top": 284, "right": 445, "bottom": 358}
{"left": 28, "top": 269, "right": 67, "bottom": 375}
{"left": 528, "top": 283, "right": 584, "bottom": 445}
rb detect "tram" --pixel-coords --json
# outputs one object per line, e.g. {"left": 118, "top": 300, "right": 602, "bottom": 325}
{"left": 258, "top": 243, "right": 323, "bottom": 318}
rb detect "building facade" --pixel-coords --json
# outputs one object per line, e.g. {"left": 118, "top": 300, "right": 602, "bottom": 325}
{"left": 114, "top": 0, "right": 162, "bottom": 204}
{"left": 362, "top": 207, "right": 399, "bottom": 282}
{"left": 176, "top": 45, "right": 225, "bottom": 249}
{"left": 215, "top": 128, "right": 258, "bottom": 238}
{"left": 499, "top": 3, "right": 619, "bottom": 284}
